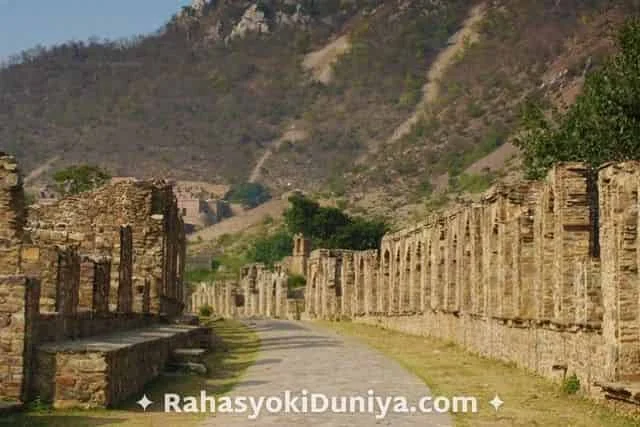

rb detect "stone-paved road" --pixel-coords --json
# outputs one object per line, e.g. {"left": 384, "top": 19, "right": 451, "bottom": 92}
{"left": 202, "top": 320, "right": 451, "bottom": 426}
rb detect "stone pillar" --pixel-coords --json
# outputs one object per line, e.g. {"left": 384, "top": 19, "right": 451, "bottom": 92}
{"left": 391, "top": 248, "right": 401, "bottom": 314}
{"left": 600, "top": 162, "right": 640, "bottom": 380}
{"left": 0, "top": 275, "right": 40, "bottom": 402}
{"left": 291, "top": 234, "right": 311, "bottom": 276}
{"left": 380, "top": 249, "right": 391, "bottom": 314}
{"left": 552, "top": 164, "right": 592, "bottom": 324}
{"left": 56, "top": 247, "right": 80, "bottom": 315}
{"left": 445, "top": 215, "right": 458, "bottom": 312}
{"left": 534, "top": 184, "right": 555, "bottom": 320}
{"left": 468, "top": 206, "right": 483, "bottom": 315}
{"left": 458, "top": 212, "right": 472, "bottom": 313}
{"left": 431, "top": 219, "right": 445, "bottom": 310}
{"left": 0, "top": 154, "right": 25, "bottom": 277}
{"left": 401, "top": 242, "right": 411, "bottom": 314}
{"left": 422, "top": 226, "right": 434, "bottom": 312}
{"left": 78, "top": 256, "right": 95, "bottom": 311}
{"left": 117, "top": 226, "right": 133, "bottom": 313}
{"left": 482, "top": 198, "right": 499, "bottom": 318}
{"left": 355, "top": 255, "right": 366, "bottom": 316}
{"left": 340, "top": 252, "right": 355, "bottom": 318}
{"left": 411, "top": 242, "right": 422, "bottom": 314}
{"left": 93, "top": 259, "right": 111, "bottom": 313}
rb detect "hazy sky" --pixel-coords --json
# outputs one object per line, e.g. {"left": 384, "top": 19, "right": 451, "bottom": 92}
{"left": 0, "top": 0, "right": 193, "bottom": 59}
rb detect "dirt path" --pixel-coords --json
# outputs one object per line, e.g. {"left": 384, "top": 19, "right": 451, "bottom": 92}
{"left": 248, "top": 127, "right": 308, "bottom": 184}
{"left": 387, "top": 3, "right": 486, "bottom": 145}
{"left": 202, "top": 320, "right": 451, "bottom": 426}
{"left": 187, "top": 198, "right": 288, "bottom": 242}
{"left": 23, "top": 155, "right": 60, "bottom": 185}
{"left": 302, "top": 35, "right": 351, "bottom": 84}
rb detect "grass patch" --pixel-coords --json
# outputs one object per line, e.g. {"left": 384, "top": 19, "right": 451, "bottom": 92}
{"left": 320, "top": 321, "right": 639, "bottom": 427}
{"left": 1, "top": 319, "right": 259, "bottom": 427}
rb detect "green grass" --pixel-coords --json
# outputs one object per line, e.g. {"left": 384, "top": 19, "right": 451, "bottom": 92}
{"left": 321, "top": 321, "right": 640, "bottom": 427}
{"left": 0, "top": 319, "right": 259, "bottom": 427}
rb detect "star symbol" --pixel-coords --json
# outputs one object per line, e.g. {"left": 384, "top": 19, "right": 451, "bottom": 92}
{"left": 489, "top": 394, "right": 504, "bottom": 411}
{"left": 137, "top": 394, "right": 153, "bottom": 411}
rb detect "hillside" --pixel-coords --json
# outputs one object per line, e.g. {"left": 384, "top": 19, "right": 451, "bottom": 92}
{"left": 1, "top": 0, "right": 638, "bottom": 225}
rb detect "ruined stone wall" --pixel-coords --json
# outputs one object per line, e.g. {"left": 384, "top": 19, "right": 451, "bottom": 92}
{"left": 190, "top": 262, "right": 297, "bottom": 319}
{"left": 304, "top": 162, "right": 640, "bottom": 393}
{"left": 0, "top": 276, "right": 40, "bottom": 402}
{"left": 0, "top": 154, "right": 190, "bottom": 404}
{"left": 26, "top": 179, "right": 185, "bottom": 316}
{"left": 189, "top": 281, "right": 239, "bottom": 317}
{"left": 0, "top": 154, "right": 25, "bottom": 276}
{"left": 0, "top": 154, "right": 41, "bottom": 402}
{"left": 290, "top": 234, "right": 311, "bottom": 276}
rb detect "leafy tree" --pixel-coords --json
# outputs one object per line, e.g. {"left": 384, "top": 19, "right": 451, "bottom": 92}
{"left": 516, "top": 19, "right": 640, "bottom": 179}
{"left": 287, "top": 274, "right": 307, "bottom": 290}
{"left": 210, "top": 258, "right": 221, "bottom": 272}
{"left": 52, "top": 165, "right": 111, "bottom": 196}
{"left": 198, "top": 304, "right": 213, "bottom": 317}
{"left": 327, "top": 217, "right": 387, "bottom": 250}
{"left": 284, "top": 193, "right": 321, "bottom": 237}
{"left": 247, "top": 229, "right": 293, "bottom": 267}
{"left": 284, "top": 194, "right": 388, "bottom": 251}
{"left": 224, "top": 182, "right": 271, "bottom": 208}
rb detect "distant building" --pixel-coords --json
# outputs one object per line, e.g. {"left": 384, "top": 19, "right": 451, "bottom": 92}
{"left": 175, "top": 186, "right": 232, "bottom": 233}
{"left": 36, "top": 184, "right": 60, "bottom": 205}
{"left": 111, "top": 177, "right": 231, "bottom": 233}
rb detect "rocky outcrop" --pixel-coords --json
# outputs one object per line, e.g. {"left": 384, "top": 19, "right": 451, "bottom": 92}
{"left": 227, "top": 4, "right": 271, "bottom": 41}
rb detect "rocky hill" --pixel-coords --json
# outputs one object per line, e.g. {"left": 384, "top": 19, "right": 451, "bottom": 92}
{"left": 1, "top": 0, "right": 637, "bottom": 223}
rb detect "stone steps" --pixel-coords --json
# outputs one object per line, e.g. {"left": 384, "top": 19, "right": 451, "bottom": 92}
{"left": 595, "top": 381, "right": 640, "bottom": 405}
{"left": 171, "top": 348, "right": 207, "bottom": 364}
{"left": 33, "top": 324, "right": 210, "bottom": 408}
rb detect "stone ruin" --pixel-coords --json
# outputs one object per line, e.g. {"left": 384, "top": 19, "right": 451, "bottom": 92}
{"left": 301, "top": 162, "right": 640, "bottom": 405}
{"left": 192, "top": 161, "right": 640, "bottom": 406}
{"left": 190, "top": 261, "right": 304, "bottom": 320}
{"left": 0, "top": 153, "right": 208, "bottom": 409}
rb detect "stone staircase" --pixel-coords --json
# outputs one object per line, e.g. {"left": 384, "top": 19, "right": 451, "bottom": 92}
{"left": 595, "top": 380, "right": 640, "bottom": 407}
{"left": 168, "top": 348, "right": 209, "bottom": 375}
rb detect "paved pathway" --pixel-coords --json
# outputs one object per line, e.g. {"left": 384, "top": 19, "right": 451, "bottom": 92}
{"left": 202, "top": 320, "right": 451, "bottom": 426}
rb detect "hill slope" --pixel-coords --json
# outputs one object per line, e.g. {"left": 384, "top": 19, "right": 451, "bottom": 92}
{"left": 1, "top": 0, "right": 638, "bottom": 224}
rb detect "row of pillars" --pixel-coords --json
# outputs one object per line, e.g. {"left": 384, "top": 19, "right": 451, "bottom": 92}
{"left": 307, "top": 164, "right": 601, "bottom": 328}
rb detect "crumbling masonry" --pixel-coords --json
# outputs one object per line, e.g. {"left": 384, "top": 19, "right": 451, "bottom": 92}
{"left": 189, "top": 262, "right": 304, "bottom": 320}
{"left": 0, "top": 153, "right": 206, "bottom": 408}
{"left": 191, "top": 161, "right": 640, "bottom": 404}
{"left": 302, "top": 162, "right": 640, "bottom": 402}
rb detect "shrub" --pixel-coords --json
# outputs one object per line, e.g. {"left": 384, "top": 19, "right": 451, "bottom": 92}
{"left": 224, "top": 182, "right": 271, "bottom": 208}
{"left": 284, "top": 193, "right": 388, "bottom": 251}
{"left": 287, "top": 274, "right": 307, "bottom": 290}
{"left": 247, "top": 229, "right": 293, "bottom": 267}
{"left": 516, "top": 19, "right": 640, "bottom": 179}
{"left": 562, "top": 373, "right": 580, "bottom": 395}
{"left": 53, "top": 164, "right": 111, "bottom": 196}
{"left": 199, "top": 304, "right": 213, "bottom": 317}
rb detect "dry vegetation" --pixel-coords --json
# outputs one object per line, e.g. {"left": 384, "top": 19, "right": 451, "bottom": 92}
{"left": 1, "top": 0, "right": 637, "bottom": 226}
{"left": 324, "top": 321, "right": 639, "bottom": 427}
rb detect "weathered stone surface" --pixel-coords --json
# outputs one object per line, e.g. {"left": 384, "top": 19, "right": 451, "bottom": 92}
{"left": 213, "top": 162, "right": 640, "bottom": 401}
{"left": 0, "top": 155, "right": 193, "bottom": 407}
{"left": 34, "top": 324, "right": 209, "bottom": 408}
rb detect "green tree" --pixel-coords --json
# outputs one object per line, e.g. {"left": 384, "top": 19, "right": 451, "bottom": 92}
{"left": 53, "top": 165, "right": 111, "bottom": 196}
{"left": 516, "top": 19, "right": 640, "bottom": 179}
{"left": 284, "top": 193, "right": 321, "bottom": 237}
{"left": 287, "top": 274, "right": 307, "bottom": 290}
{"left": 247, "top": 230, "right": 293, "bottom": 267}
{"left": 284, "top": 194, "right": 388, "bottom": 251}
{"left": 224, "top": 183, "right": 271, "bottom": 208}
